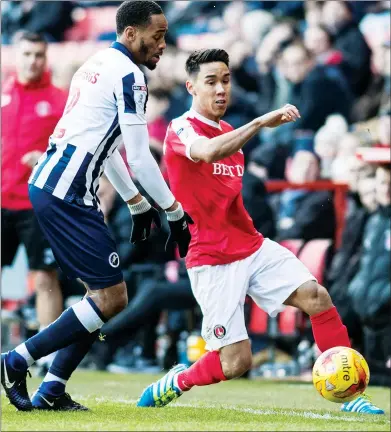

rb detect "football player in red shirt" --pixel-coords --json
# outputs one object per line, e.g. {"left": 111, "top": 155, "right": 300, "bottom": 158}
{"left": 137, "top": 48, "right": 383, "bottom": 414}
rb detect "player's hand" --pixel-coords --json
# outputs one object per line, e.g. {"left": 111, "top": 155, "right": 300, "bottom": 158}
{"left": 21, "top": 150, "right": 43, "bottom": 168}
{"left": 165, "top": 212, "right": 194, "bottom": 258}
{"left": 259, "top": 104, "right": 301, "bottom": 128}
{"left": 128, "top": 197, "right": 162, "bottom": 243}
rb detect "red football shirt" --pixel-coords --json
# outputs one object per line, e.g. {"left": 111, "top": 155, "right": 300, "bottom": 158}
{"left": 164, "top": 109, "right": 263, "bottom": 268}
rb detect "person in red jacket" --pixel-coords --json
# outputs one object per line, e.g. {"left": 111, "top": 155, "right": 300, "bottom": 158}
{"left": 1, "top": 31, "right": 68, "bottom": 371}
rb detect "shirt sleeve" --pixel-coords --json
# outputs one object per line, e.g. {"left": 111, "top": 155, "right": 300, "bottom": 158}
{"left": 105, "top": 148, "right": 139, "bottom": 202}
{"left": 168, "top": 118, "right": 204, "bottom": 162}
{"left": 121, "top": 123, "right": 176, "bottom": 210}
{"left": 114, "top": 69, "right": 148, "bottom": 126}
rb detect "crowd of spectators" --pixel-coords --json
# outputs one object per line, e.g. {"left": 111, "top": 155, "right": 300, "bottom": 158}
{"left": 1, "top": 0, "right": 390, "bottom": 382}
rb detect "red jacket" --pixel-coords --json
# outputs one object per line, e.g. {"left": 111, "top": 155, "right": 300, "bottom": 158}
{"left": 1, "top": 72, "right": 68, "bottom": 210}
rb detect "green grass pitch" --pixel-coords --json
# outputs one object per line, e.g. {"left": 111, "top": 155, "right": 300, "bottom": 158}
{"left": 1, "top": 370, "right": 390, "bottom": 431}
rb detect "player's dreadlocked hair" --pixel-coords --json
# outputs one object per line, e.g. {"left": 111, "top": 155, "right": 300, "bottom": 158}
{"left": 185, "top": 49, "right": 229, "bottom": 76}
{"left": 116, "top": 0, "right": 163, "bottom": 35}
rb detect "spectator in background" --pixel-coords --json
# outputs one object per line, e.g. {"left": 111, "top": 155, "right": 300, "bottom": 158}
{"left": 321, "top": 0, "right": 372, "bottom": 97}
{"left": 359, "top": 0, "right": 390, "bottom": 50}
{"left": 304, "top": 0, "right": 323, "bottom": 28}
{"left": 327, "top": 160, "right": 377, "bottom": 350}
{"left": 279, "top": 42, "right": 351, "bottom": 136}
{"left": 313, "top": 114, "right": 350, "bottom": 178}
{"left": 351, "top": 39, "right": 391, "bottom": 123}
{"left": 347, "top": 165, "right": 391, "bottom": 386}
{"left": 249, "top": 42, "right": 353, "bottom": 177}
{"left": 304, "top": 24, "right": 342, "bottom": 66}
{"left": 2, "top": 1, "right": 74, "bottom": 44}
{"left": 245, "top": 21, "right": 299, "bottom": 177}
{"left": 241, "top": 171, "right": 276, "bottom": 239}
{"left": 276, "top": 150, "right": 335, "bottom": 241}
{"left": 1, "top": 32, "right": 68, "bottom": 372}
{"left": 145, "top": 88, "right": 171, "bottom": 174}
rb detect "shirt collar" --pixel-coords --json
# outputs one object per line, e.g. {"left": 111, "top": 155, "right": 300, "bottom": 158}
{"left": 6, "top": 70, "right": 52, "bottom": 90}
{"left": 189, "top": 108, "right": 222, "bottom": 130}
{"left": 110, "top": 41, "right": 134, "bottom": 62}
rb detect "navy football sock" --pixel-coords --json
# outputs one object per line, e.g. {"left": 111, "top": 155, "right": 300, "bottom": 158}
{"left": 38, "top": 330, "right": 100, "bottom": 397}
{"left": 10, "top": 298, "right": 106, "bottom": 371}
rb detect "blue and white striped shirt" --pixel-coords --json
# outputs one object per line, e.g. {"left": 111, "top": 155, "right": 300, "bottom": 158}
{"left": 29, "top": 42, "right": 148, "bottom": 207}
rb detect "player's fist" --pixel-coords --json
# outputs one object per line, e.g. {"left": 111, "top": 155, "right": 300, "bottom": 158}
{"left": 128, "top": 197, "right": 162, "bottom": 244}
{"left": 165, "top": 212, "right": 194, "bottom": 258}
{"left": 259, "top": 104, "right": 301, "bottom": 128}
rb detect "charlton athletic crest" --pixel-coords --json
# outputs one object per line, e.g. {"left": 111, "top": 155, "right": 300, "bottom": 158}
{"left": 213, "top": 325, "right": 226, "bottom": 339}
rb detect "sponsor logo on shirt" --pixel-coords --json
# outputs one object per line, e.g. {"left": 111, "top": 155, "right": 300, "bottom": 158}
{"left": 132, "top": 84, "right": 147, "bottom": 92}
{"left": 212, "top": 162, "right": 244, "bottom": 177}
{"left": 132, "top": 84, "right": 147, "bottom": 113}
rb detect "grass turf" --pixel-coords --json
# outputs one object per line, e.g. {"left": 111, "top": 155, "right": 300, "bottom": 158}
{"left": 1, "top": 370, "right": 390, "bottom": 431}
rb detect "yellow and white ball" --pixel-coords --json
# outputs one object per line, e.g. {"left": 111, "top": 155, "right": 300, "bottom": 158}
{"left": 312, "top": 346, "right": 370, "bottom": 403}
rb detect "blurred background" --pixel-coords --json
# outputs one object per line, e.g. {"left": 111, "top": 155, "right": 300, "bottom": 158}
{"left": 1, "top": 0, "right": 390, "bottom": 384}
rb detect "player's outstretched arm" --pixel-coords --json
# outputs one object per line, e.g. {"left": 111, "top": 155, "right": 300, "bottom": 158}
{"left": 190, "top": 104, "right": 301, "bottom": 163}
{"left": 121, "top": 123, "right": 193, "bottom": 256}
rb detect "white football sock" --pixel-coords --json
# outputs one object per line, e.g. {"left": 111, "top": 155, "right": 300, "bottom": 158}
{"left": 43, "top": 372, "right": 67, "bottom": 385}
{"left": 15, "top": 343, "right": 35, "bottom": 367}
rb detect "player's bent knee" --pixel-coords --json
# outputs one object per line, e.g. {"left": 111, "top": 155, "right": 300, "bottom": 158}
{"left": 90, "top": 281, "right": 128, "bottom": 319}
{"left": 109, "top": 281, "right": 128, "bottom": 315}
{"left": 286, "top": 281, "right": 332, "bottom": 316}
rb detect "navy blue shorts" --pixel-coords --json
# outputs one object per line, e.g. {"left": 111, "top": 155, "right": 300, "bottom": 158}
{"left": 28, "top": 185, "right": 124, "bottom": 290}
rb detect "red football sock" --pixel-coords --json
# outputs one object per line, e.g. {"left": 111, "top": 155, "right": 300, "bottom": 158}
{"left": 176, "top": 351, "right": 226, "bottom": 392}
{"left": 310, "top": 306, "right": 351, "bottom": 353}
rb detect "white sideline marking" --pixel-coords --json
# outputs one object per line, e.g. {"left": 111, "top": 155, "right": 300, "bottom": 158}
{"left": 72, "top": 396, "right": 388, "bottom": 424}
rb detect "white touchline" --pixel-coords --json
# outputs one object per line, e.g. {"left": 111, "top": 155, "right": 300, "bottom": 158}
{"left": 81, "top": 396, "right": 389, "bottom": 424}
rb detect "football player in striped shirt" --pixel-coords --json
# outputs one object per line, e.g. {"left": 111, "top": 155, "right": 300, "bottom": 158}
{"left": 1, "top": 0, "right": 192, "bottom": 412}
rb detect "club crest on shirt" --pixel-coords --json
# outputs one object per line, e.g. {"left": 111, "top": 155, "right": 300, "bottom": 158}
{"left": 213, "top": 325, "right": 226, "bottom": 339}
{"left": 35, "top": 101, "right": 52, "bottom": 117}
{"left": 108, "top": 252, "right": 120, "bottom": 268}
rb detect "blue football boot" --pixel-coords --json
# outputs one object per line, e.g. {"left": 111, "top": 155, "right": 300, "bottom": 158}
{"left": 341, "top": 394, "right": 385, "bottom": 414}
{"left": 1, "top": 352, "right": 33, "bottom": 411}
{"left": 137, "top": 364, "right": 187, "bottom": 407}
{"left": 32, "top": 390, "right": 89, "bottom": 411}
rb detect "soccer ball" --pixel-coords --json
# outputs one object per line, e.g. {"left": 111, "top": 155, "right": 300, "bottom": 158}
{"left": 312, "top": 346, "right": 370, "bottom": 403}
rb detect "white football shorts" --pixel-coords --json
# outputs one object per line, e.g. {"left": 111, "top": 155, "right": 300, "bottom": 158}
{"left": 187, "top": 238, "right": 316, "bottom": 351}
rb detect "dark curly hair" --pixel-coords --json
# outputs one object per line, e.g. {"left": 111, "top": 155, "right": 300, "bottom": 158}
{"left": 116, "top": 0, "right": 163, "bottom": 35}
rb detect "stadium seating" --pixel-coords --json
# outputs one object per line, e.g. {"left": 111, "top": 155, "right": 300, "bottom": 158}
{"left": 279, "top": 239, "right": 304, "bottom": 257}
{"left": 64, "top": 6, "right": 117, "bottom": 41}
{"left": 248, "top": 300, "right": 268, "bottom": 334}
{"left": 297, "top": 239, "right": 333, "bottom": 285}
